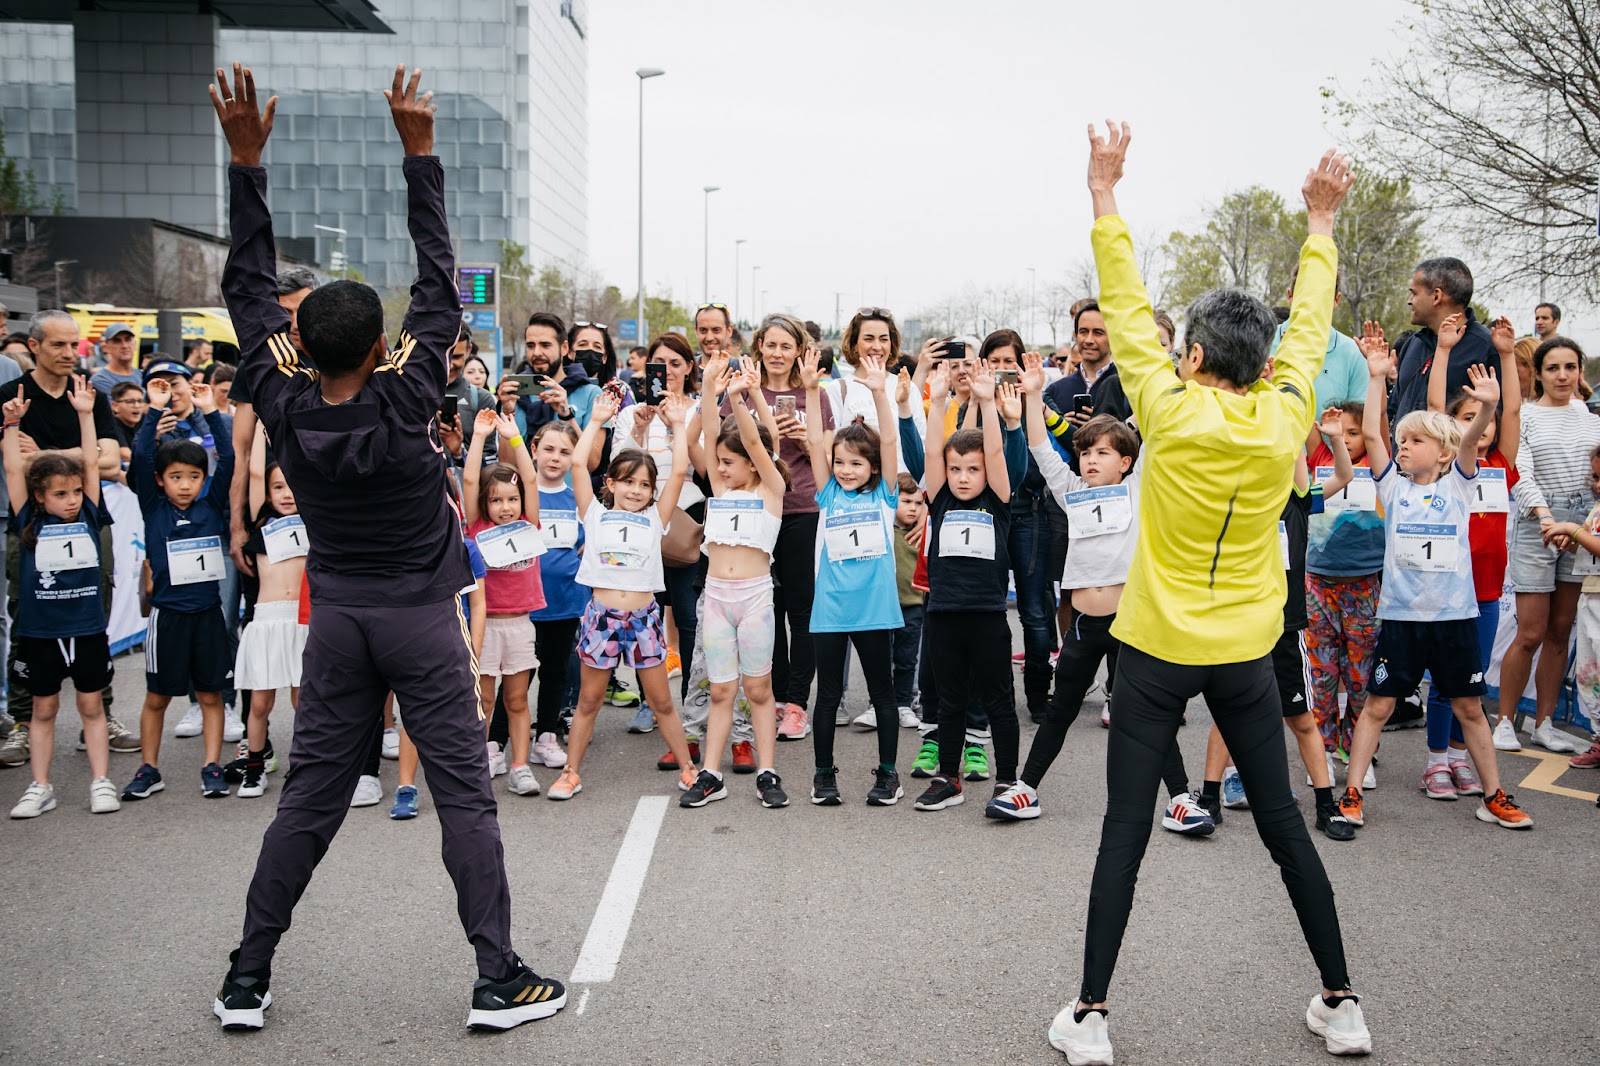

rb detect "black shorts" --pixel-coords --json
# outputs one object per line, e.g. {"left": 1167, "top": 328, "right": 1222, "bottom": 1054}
{"left": 144, "top": 605, "right": 231, "bottom": 697}
{"left": 1271, "top": 627, "right": 1313, "bottom": 718}
{"left": 1045, "top": 494, "right": 1070, "bottom": 592}
{"left": 9, "top": 633, "right": 113, "bottom": 698}
{"left": 1369, "top": 617, "right": 1486, "bottom": 700}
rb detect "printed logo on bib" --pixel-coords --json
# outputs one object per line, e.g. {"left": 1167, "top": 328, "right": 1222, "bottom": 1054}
{"left": 476, "top": 520, "right": 546, "bottom": 570}
{"left": 538, "top": 509, "right": 579, "bottom": 550}
{"left": 595, "top": 510, "right": 654, "bottom": 569}
{"left": 939, "top": 510, "right": 996, "bottom": 560}
{"left": 262, "top": 515, "right": 309, "bottom": 564}
{"left": 1064, "top": 484, "right": 1131, "bottom": 538}
{"left": 1394, "top": 522, "right": 1459, "bottom": 572}
{"left": 1470, "top": 468, "right": 1509, "bottom": 514}
{"left": 1319, "top": 466, "right": 1376, "bottom": 512}
{"left": 35, "top": 523, "right": 97, "bottom": 572}
{"left": 705, "top": 497, "right": 767, "bottom": 549}
{"left": 823, "top": 508, "right": 888, "bottom": 561}
{"left": 168, "top": 535, "right": 224, "bottom": 585}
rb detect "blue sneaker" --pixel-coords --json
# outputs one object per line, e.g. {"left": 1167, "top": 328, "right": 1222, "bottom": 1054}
{"left": 627, "top": 704, "right": 656, "bottom": 734}
{"left": 122, "top": 763, "right": 165, "bottom": 800}
{"left": 1221, "top": 766, "right": 1249, "bottom": 809}
{"left": 1161, "top": 790, "right": 1216, "bottom": 836}
{"left": 390, "top": 785, "right": 419, "bottom": 820}
{"left": 202, "top": 762, "right": 229, "bottom": 798}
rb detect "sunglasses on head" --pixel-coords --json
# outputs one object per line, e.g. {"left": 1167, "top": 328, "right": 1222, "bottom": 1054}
{"left": 573, "top": 321, "right": 608, "bottom": 331}
{"left": 696, "top": 303, "right": 729, "bottom": 314}
{"left": 856, "top": 307, "right": 894, "bottom": 320}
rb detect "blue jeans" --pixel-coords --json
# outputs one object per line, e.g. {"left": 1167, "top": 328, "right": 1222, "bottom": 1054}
{"left": 1009, "top": 499, "right": 1057, "bottom": 711}
{"left": 893, "top": 603, "right": 926, "bottom": 709}
{"left": 1424, "top": 598, "right": 1500, "bottom": 750}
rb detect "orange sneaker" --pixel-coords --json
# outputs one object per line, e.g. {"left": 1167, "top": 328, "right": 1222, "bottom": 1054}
{"left": 678, "top": 767, "right": 697, "bottom": 792}
{"left": 657, "top": 742, "right": 700, "bottom": 771}
{"left": 547, "top": 768, "right": 582, "bottom": 801}
{"left": 730, "top": 740, "right": 757, "bottom": 773}
{"left": 1337, "top": 786, "right": 1364, "bottom": 827}
{"left": 1476, "top": 788, "right": 1533, "bottom": 829}
{"left": 665, "top": 648, "right": 683, "bottom": 678}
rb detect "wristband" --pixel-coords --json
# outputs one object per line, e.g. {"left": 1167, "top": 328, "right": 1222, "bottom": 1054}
{"left": 507, "top": 434, "right": 524, "bottom": 450}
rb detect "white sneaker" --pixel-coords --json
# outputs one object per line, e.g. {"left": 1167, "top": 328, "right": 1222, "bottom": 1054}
{"left": 1047, "top": 1003, "right": 1114, "bottom": 1065}
{"left": 90, "top": 776, "right": 121, "bottom": 814}
{"left": 1305, "top": 993, "right": 1372, "bottom": 1055}
{"left": 381, "top": 727, "right": 400, "bottom": 760}
{"left": 350, "top": 774, "right": 382, "bottom": 807}
{"left": 486, "top": 741, "right": 508, "bottom": 778}
{"left": 1492, "top": 717, "right": 1522, "bottom": 751}
{"left": 1308, "top": 751, "right": 1337, "bottom": 788}
{"left": 1362, "top": 763, "right": 1376, "bottom": 790}
{"left": 222, "top": 710, "right": 244, "bottom": 744}
{"left": 174, "top": 703, "right": 204, "bottom": 738}
{"left": 1531, "top": 719, "right": 1582, "bottom": 753}
{"left": 506, "top": 764, "right": 540, "bottom": 795}
{"left": 897, "top": 706, "right": 920, "bottom": 729}
{"left": 834, "top": 707, "right": 852, "bottom": 726}
{"left": 532, "top": 732, "right": 568, "bottom": 768}
{"left": 851, "top": 709, "right": 878, "bottom": 730}
{"left": 10, "top": 781, "right": 56, "bottom": 819}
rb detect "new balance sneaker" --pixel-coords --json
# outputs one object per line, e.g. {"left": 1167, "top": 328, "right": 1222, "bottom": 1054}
{"left": 237, "top": 759, "right": 267, "bottom": 798}
{"left": 390, "top": 784, "right": 420, "bottom": 819}
{"left": 606, "top": 677, "right": 641, "bottom": 707}
{"left": 657, "top": 742, "right": 700, "bottom": 771}
{"left": 627, "top": 705, "right": 657, "bottom": 734}
{"left": 913, "top": 776, "right": 964, "bottom": 811}
{"left": 381, "top": 727, "right": 400, "bottom": 760}
{"left": 105, "top": 714, "right": 140, "bottom": 752}
{"left": 811, "top": 766, "right": 842, "bottom": 806}
{"left": 1220, "top": 765, "right": 1249, "bottom": 809}
{"left": 532, "top": 732, "right": 568, "bottom": 768}
{"left": 1047, "top": 1003, "right": 1113, "bottom": 1066}
{"left": 506, "top": 764, "right": 541, "bottom": 796}
{"left": 350, "top": 774, "right": 382, "bottom": 807}
{"left": 1531, "top": 719, "right": 1582, "bottom": 753}
{"left": 10, "top": 781, "right": 55, "bottom": 819}
{"left": 202, "top": 762, "right": 229, "bottom": 798}
{"left": 122, "top": 763, "right": 164, "bottom": 800}
{"left": 1337, "top": 786, "right": 1364, "bottom": 827}
{"left": 486, "top": 741, "right": 508, "bottom": 777}
{"left": 1305, "top": 992, "right": 1372, "bottom": 1056}
{"left": 866, "top": 766, "right": 903, "bottom": 806}
{"left": 1476, "top": 788, "right": 1532, "bottom": 829}
{"left": 757, "top": 770, "right": 789, "bottom": 808}
{"left": 546, "top": 768, "right": 582, "bottom": 800}
{"left": 1448, "top": 758, "right": 1483, "bottom": 796}
{"left": 985, "top": 780, "right": 1040, "bottom": 821}
{"left": 0, "top": 724, "right": 29, "bottom": 767}
{"left": 466, "top": 959, "right": 566, "bottom": 1030}
{"left": 777, "top": 704, "right": 811, "bottom": 741}
{"left": 898, "top": 706, "right": 920, "bottom": 729}
{"left": 961, "top": 744, "right": 990, "bottom": 781}
{"left": 222, "top": 710, "right": 244, "bottom": 744}
{"left": 213, "top": 950, "right": 271, "bottom": 1031}
{"left": 1570, "top": 736, "right": 1600, "bottom": 768}
{"left": 1315, "top": 798, "right": 1356, "bottom": 841}
{"left": 1421, "top": 764, "right": 1457, "bottom": 800}
{"left": 730, "top": 741, "right": 756, "bottom": 774}
{"left": 1161, "top": 791, "right": 1215, "bottom": 836}
{"left": 851, "top": 708, "right": 877, "bottom": 730}
{"left": 89, "top": 776, "right": 120, "bottom": 813}
{"left": 680, "top": 769, "right": 728, "bottom": 808}
{"left": 1492, "top": 716, "right": 1521, "bottom": 751}
{"left": 910, "top": 740, "right": 939, "bottom": 778}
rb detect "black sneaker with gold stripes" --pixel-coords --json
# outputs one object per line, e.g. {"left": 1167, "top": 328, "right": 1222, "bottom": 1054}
{"left": 467, "top": 958, "right": 567, "bottom": 1031}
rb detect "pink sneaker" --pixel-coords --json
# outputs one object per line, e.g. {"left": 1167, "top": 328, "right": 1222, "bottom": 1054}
{"left": 1570, "top": 737, "right": 1600, "bottom": 769}
{"left": 1420, "top": 764, "right": 1457, "bottom": 800}
{"left": 1010, "top": 651, "right": 1027, "bottom": 666}
{"left": 1448, "top": 758, "right": 1484, "bottom": 796}
{"left": 777, "top": 703, "right": 811, "bottom": 741}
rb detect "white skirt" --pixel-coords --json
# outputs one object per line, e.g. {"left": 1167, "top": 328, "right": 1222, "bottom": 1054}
{"left": 233, "top": 601, "right": 309, "bottom": 690}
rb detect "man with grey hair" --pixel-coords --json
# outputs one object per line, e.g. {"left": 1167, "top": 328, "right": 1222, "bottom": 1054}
{"left": 1386, "top": 256, "right": 1491, "bottom": 425}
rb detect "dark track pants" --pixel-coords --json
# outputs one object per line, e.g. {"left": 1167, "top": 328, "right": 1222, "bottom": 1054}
{"left": 236, "top": 596, "right": 515, "bottom": 978}
{"left": 1080, "top": 644, "right": 1350, "bottom": 1003}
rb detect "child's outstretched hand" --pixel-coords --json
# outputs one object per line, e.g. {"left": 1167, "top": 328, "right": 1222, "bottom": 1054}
{"left": 1316, "top": 413, "right": 1346, "bottom": 441}
{"left": 996, "top": 381, "right": 1022, "bottom": 424}
{"left": 856, "top": 355, "right": 887, "bottom": 393}
{"left": 3, "top": 383, "right": 30, "bottom": 425}
{"left": 1462, "top": 363, "right": 1501, "bottom": 406}
{"left": 1358, "top": 320, "right": 1389, "bottom": 377}
{"left": 1020, "top": 351, "right": 1046, "bottom": 394}
{"left": 968, "top": 358, "right": 996, "bottom": 402}
{"left": 493, "top": 413, "right": 520, "bottom": 440}
{"left": 799, "top": 347, "right": 823, "bottom": 391}
{"left": 720, "top": 365, "right": 746, "bottom": 397}
{"left": 591, "top": 391, "right": 619, "bottom": 426}
{"left": 1490, "top": 316, "right": 1515, "bottom": 358}
{"left": 895, "top": 367, "right": 912, "bottom": 407}
{"left": 1436, "top": 312, "right": 1465, "bottom": 353}
{"left": 926, "top": 361, "right": 950, "bottom": 401}
{"left": 472, "top": 407, "right": 498, "bottom": 439}
{"left": 661, "top": 393, "right": 690, "bottom": 427}
{"left": 68, "top": 374, "right": 96, "bottom": 415}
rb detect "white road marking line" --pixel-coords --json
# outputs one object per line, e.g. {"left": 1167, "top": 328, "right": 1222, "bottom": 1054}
{"left": 575, "top": 988, "right": 590, "bottom": 1016}
{"left": 570, "top": 796, "right": 669, "bottom": 983}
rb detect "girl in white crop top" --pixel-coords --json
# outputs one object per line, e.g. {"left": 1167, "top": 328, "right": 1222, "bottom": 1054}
{"left": 552, "top": 389, "right": 698, "bottom": 801}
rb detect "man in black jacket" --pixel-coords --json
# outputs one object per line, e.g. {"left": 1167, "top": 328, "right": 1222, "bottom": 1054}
{"left": 1387, "top": 257, "right": 1490, "bottom": 426}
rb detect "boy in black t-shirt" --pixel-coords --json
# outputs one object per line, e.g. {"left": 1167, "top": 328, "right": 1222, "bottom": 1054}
{"left": 916, "top": 358, "right": 1014, "bottom": 811}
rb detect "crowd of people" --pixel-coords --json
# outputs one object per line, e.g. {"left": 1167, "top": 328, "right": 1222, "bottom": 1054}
{"left": 1, "top": 62, "right": 1595, "bottom": 1060}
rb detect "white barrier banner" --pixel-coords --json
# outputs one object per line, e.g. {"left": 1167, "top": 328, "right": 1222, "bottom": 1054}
{"left": 104, "top": 481, "right": 148, "bottom": 655}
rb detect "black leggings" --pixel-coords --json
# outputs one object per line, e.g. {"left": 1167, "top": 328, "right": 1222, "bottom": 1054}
{"left": 533, "top": 617, "right": 580, "bottom": 735}
{"left": 1079, "top": 644, "right": 1350, "bottom": 1003}
{"left": 812, "top": 630, "right": 898, "bottom": 770}
{"left": 927, "top": 611, "right": 1017, "bottom": 781}
{"left": 770, "top": 512, "right": 819, "bottom": 709}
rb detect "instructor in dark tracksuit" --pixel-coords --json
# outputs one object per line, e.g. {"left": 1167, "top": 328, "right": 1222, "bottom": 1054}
{"left": 208, "top": 62, "right": 564, "bottom": 1034}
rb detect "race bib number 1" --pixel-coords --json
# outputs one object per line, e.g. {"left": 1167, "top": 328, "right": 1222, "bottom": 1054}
{"left": 1471, "top": 467, "right": 1509, "bottom": 514}
{"left": 35, "top": 523, "right": 97, "bottom": 572}
{"left": 1394, "top": 522, "right": 1459, "bottom": 572}
{"left": 539, "top": 509, "right": 579, "bottom": 550}
{"left": 168, "top": 535, "right": 224, "bottom": 585}
{"left": 1064, "top": 484, "right": 1131, "bottom": 538}
{"left": 823, "top": 509, "right": 888, "bottom": 561}
{"left": 595, "top": 510, "right": 653, "bottom": 568}
{"left": 705, "top": 497, "right": 766, "bottom": 549}
{"left": 1319, "top": 467, "right": 1377, "bottom": 512}
{"left": 476, "top": 520, "right": 546, "bottom": 569}
{"left": 262, "top": 515, "right": 309, "bottom": 563}
{"left": 939, "top": 510, "right": 996, "bottom": 560}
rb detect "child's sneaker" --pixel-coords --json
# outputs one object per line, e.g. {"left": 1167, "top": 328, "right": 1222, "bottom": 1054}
{"left": 1160, "top": 790, "right": 1215, "bottom": 836}
{"left": 777, "top": 704, "right": 811, "bottom": 741}
{"left": 664, "top": 648, "right": 683, "bottom": 679}
{"left": 985, "top": 780, "right": 1040, "bottom": 820}
{"left": 202, "top": 762, "right": 230, "bottom": 798}
{"left": 679, "top": 769, "right": 727, "bottom": 808}
{"left": 1337, "top": 786, "right": 1364, "bottom": 827}
{"left": 961, "top": 744, "right": 990, "bottom": 781}
{"left": 175, "top": 702, "right": 204, "bottom": 738}
{"left": 532, "top": 732, "right": 568, "bottom": 768}
{"left": 1476, "top": 788, "right": 1532, "bottom": 829}
{"left": 390, "top": 784, "right": 420, "bottom": 819}
{"left": 237, "top": 759, "right": 267, "bottom": 798}
{"left": 627, "top": 705, "right": 656, "bottom": 733}
{"left": 1305, "top": 992, "right": 1372, "bottom": 1056}
{"left": 606, "top": 678, "right": 641, "bottom": 707}
{"left": 1220, "top": 765, "right": 1249, "bottom": 808}
{"left": 350, "top": 774, "right": 382, "bottom": 807}
{"left": 866, "top": 766, "right": 903, "bottom": 806}
{"left": 656, "top": 741, "right": 700, "bottom": 771}
{"left": 1420, "top": 764, "right": 1457, "bottom": 800}
{"left": 756, "top": 770, "right": 788, "bottom": 808}
{"left": 1448, "top": 758, "right": 1483, "bottom": 796}
{"left": 910, "top": 739, "right": 938, "bottom": 778}
{"left": 1048, "top": 1003, "right": 1113, "bottom": 1065}
{"left": 89, "top": 776, "right": 121, "bottom": 814}
{"left": 897, "top": 706, "right": 919, "bottom": 729}
{"left": 122, "top": 763, "right": 164, "bottom": 800}
{"left": 810, "top": 767, "right": 841, "bottom": 806}
{"left": 913, "top": 776, "right": 964, "bottom": 811}
{"left": 506, "top": 764, "right": 540, "bottom": 796}
{"left": 9, "top": 781, "right": 55, "bottom": 819}
{"left": 486, "top": 741, "right": 508, "bottom": 777}
{"left": 1569, "top": 736, "right": 1600, "bottom": 768}
{"left": 547, "top": 768, "right": 582, "bottom": 800}
{"left": 729, "top": 741, "right": 756, "bottom": 774}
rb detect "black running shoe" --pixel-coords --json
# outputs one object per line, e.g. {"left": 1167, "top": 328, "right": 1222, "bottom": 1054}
{"left": 1316, "top": 799, "right": 1356, "bottom": 841}
{"left": 679, "top": 769, "right": 727, "bottom": 808}
{"left": 467, "top": 959, "right": 566, "bottom": 1031}
{"left": 810, "top": 766, "right": 841, "bottom": 806}
{"left": 238, "top": 759, "right": 267, "bottom": 798}
{"left": 867, "top": 766, "right": 903, "bottom": 806}
{"left": 213, "top": 949, "right": 271, "bottom": 1030}
{"left": 757, "top": 770, "right": 789, "bottom": 808}
{"left": 222, "top": 754, "right": 249, "bottom": 784}
{"left": 1197, "top": 791, "right": 1224, "bottom": 828}
{"left": 913, "top": 776, "right": 964, "bottom": 811}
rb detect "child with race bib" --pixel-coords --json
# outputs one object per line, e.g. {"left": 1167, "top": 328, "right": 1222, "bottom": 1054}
{"left": 551, "top": 389, "right": 698, "bottom": 800}
{"left": 464, "top": 408, "right": 547, "bottom": 796}
{"left": 679, "top": 362, "right": 790, "bottom": 809}
{"left": 799, "top": 349, "right": 906, "bottom": 807}
{"left": 3, "top": 377, "right": 120, "bottom": 818}
{"left": 123, "top": 374, "right": 236, "bottom": 802}
{"left": 226, "top": 428, "right": 309, "bottom": 798}
{"left": 1338, "top": 331, "right": 1531, "bottom": 832}
{"left": 528, "top": 420, "right": 586, "bottom": 770}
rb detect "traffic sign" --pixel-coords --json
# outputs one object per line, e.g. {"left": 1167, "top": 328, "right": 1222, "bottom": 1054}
{"left": 617, "top": 318, "right": 639, "bottom": 343}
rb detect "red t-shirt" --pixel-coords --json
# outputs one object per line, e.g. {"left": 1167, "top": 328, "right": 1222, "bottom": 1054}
{"left": 1468, "top": 449, "right": 1518, "bottom": 602}
{"left": 298, "top": 572, "right": 311, "bottom": 625}
{"left": 466, "top": 518, "right": 547, "bottom": 614}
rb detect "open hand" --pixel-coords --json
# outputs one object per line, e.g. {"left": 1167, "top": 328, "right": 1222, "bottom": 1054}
{"left": 895, "top": 367, "right": 912, "bottom": 407}
{"left": 968, "top": 357, "right": 997, "bottom": 402}
{"left": 996, "top": 381, "right": 1022, "bottom": 424}
{"left": 1436, "top": 312, "right": 1465, "bottom": 353}
{"left": 1020, "top": 351, "right": 1046, "bottom": 394}
{"left": 661, "top": 393, "right": 690, "bottom": 427}
{"left": 209, "top": 63, "right": 277, "bottom": 167}
{"left": 1358, "top": 320, "right": 1389, "bottom": 377}
{"left": 1302, "top": 149, "right": 1354, "bottom": 228}
{"left": 926, "top": 361, "right": 950, "bottom": 401}
{"left": 856, "top": 355, "right": 887, "bottom": 393}
{"left": 1490, "top": 316, "right": 1515, "bottom": 358}
{"left": 798, "top": 347, "right": 824, "bottom": 390}
{"left": 494, "top": 413, "right": 520, "bottom": 440}
{"left": 1086, "top": 120, "right": 1131, "bottom": 192}
{"left": 591, "top": 391, "right": 619, "bottom": 426}
{"left": 68, "top": 375, "right": 96, "bottom": 415}
{"left": 1462, "top": 363, "right": 1501, "bottom": 406}
{"left": 384, "top": 64, "right": 436, "bottom": 157}
{"left": 719, "top": 365, "right": 746, "bottom": 397}
{"left": 472, "top": 407, "right": 498, "bottom": 438}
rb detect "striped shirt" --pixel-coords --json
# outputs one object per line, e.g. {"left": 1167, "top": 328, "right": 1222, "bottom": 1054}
{"left": 1512, "top": 399, "right": 1600, "bottom": 514}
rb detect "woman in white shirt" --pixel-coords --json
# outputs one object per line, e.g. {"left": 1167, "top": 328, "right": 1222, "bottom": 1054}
{"left": 825, "top": 309, "right": 925, "bottom": 472}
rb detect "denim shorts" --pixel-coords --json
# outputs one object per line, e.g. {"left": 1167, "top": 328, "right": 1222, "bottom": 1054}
{"left": 1510, "top": 494, "right": 1591, "bottom": 593}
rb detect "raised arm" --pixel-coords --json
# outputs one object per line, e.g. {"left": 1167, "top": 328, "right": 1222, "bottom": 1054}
{"left": 3, "top": 385, "right": 30, "bottom": 514}
{"left": 799, "top": 349, "right": 831, "bottom": 482}
{"left": 726, "top": 364, "right": 787, "bottom": 504}
{"left": 496, "top": 413, "right": 540, "bottom": 525}
{"left": 1269, "top": 151, "right": 1353, "bottom": 425}
{"left": 968, "top": 358, "right": 1010, "bottom": 504}
{"left": 924, "top": 362, "right": 952, "bottom": 497}
{"left": 248, "top": 421, "right": 268, "bottom": 517}
{"left": 1359, "top": 326, "right": 1392, "bottom": 475}
{"left": 572, "top": 391, "right": 617, "bottom": 515}
{"left": 855, "top": 355, "right": 898, "bottom": 481}
{"left": 1021, "top": 353, "right": 1086, "bottom": 499}
{"left": 898, "top": 369, "right": 927, "bottom": 482}
{"left": 1454, "top": 364, "right": 1500, "bottom": 473}
{"left": 462, "top": 407, "right": 495, "bottom": 524}
{"left": 1314, "top": 410, "right": 1355, "bottom": 497}
{"left": 194, "top": 384, "right": 235, "bottom": 507}
{"left": 67, "top": 376, "right": 101, "bottom": 507}
{"left": 1426, "top": 312, "right": 1465, "bottom": 413}
{"left": 655, "top": 394, "right": 693, "bottom": 521}
{"left": 1490, "top": 316, "right": 1521, "bottom": 467}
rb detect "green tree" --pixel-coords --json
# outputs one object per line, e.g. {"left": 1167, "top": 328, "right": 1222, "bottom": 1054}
{"left": 1329, "top": 169, "right": 1425, "bottom": 340}
{"left": 1160, "top": 187, "right": 1301, "bottom": 309}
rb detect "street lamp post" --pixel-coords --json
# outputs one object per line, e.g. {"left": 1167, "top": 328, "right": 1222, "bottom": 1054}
{"left": 733, "top": 238, "right": 746, "bottom": 324}
{"left": 314, "top": 223, "right": 348, "bottom": 279}
{"left": 635, "top": 67, "right": 665, "bottom": 347}
{"left": 702, "top": 185, "right": 720, "bottom": 304}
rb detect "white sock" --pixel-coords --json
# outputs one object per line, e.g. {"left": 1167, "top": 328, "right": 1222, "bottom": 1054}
{"left": 1447, "top": 748, "right": 1469, "bottom": 764}
{"left": 705, "top": 768, "right": 723, "bottom": 780}
{"left": 1427, "top": 749, "right": 1449, "bottom": 767}
{"left": 758, "top": 767, "right": 776, "bottom": 776}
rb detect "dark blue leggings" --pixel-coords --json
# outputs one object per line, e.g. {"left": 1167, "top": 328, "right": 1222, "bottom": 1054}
{"left": 1424, "top": 598, "right": 1499, "bottom": 750}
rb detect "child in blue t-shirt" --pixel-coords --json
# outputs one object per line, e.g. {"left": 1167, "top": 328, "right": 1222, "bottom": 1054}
{"left": 3, "top": 376, "right": 120, "bottom": 818}
{"left": 122, "top": 375, "right": 235, "bottom": 802}
{"left": 529, "top": 420, "right": 587, "bottom": 770}
{"left": 802, "top": 350, "right": 905, "bottom": 806}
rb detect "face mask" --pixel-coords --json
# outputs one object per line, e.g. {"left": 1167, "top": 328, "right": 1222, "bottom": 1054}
{"left": 577, "top": 351, "right": 605, "bottom": 377}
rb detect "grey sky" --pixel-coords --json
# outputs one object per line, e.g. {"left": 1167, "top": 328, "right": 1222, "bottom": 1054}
{"left": 585, "top": 0, "right": 1594, "bottom": 347}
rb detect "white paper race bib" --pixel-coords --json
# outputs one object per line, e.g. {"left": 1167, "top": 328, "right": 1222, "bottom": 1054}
{"left": 1394, "top": 522, "right": 1459, "bottom": 572}
{"left": 35, "top": 523, "right": 97, "bottom": 572}
{"left": 1279, "top": 520, "right": 1291, "bottom": 570}
{"left": 475, "top": 520, "right": 546, "bottom": 569}
{"left": 1470, "top": 467, "right": 1509, "bottom": 514}
{"left": 538, "top": 509, "right": 579, "bottom": 550}
{"left": 823, "top": 508, "right": 888, "bottom": 561}
{"left": 1573, "top": 546, "right": 1600, "bottom": 577}
{"left": 705, "top": 497, "right": 767, "bottom": 549}
{"left": 1319, "top": 467, "right": 1377, "bottom": 512}
{"left": 168, "top": 535, "right": 224, "bottom": 585}
{"left": 594, "top": 510, "right": 654, "bottom": 568}
{"left": 939, "top": 510, "right": 996, "bottom": 559}
{"left": 262, "top": 515, "right": 309, "bottom": 563}
{"left": 1064, "top": 484, "right": 1131, "bottom": 538}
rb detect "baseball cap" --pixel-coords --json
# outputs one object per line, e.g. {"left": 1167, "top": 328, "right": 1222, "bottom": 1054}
{"left": 142, "top": 360, "right": 193, "bottom": 384}
{"left": 103, "top": 322, "right": 135, "bottom": 340}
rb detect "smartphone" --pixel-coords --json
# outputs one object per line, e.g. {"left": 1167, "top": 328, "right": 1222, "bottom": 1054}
{"left": 645, "top": 362, "right": 669, "bottom": 401}
{"left": 438, "top": 394, "right": 460, "bottom": 423}
{"left": 994, "top": 368, "right": 1019, "bottom": 387}
{"left": 939, "top": 339, "right": 967, "bottom": 360}
{"left": 504, "top": 374, "right": 545, "bottom": 396}
{"left": 1073, "top": 394, "right": 1094, "bottom": 416}
{"left": 774, "top": 394, "right": 797, "bottom": 419}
